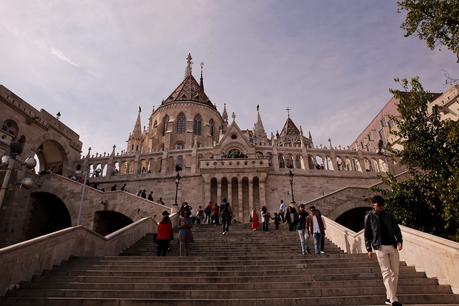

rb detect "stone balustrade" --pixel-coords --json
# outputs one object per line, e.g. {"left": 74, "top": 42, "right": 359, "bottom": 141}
{"left": 324, "top": 216, "right": 459, "bottom": 294}
{"left": 200, "top": 158, "right": 269, "bottom": 170}
{"left": 0, "top": 217, "right": 160, "bottom": 296}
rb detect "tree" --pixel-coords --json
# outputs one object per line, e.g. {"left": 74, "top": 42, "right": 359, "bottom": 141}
{"left": 397, "top": 0, "right": 459, "bottom": 62}
{"left": 377, "top": 78, "right": 459, "bottom": 241}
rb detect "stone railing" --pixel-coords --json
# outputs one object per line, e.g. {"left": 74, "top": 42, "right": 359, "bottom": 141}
{"left": 324, "top": 216, "right": 459, "bottom": 293}
{"left": 0, "top": 217, "right": 158, "bottom": 296}
{"left": 200, "top": 158, "right": 270, "bottom": 170}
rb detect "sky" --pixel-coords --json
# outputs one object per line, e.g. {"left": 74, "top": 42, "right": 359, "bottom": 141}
{"left": 0, "top": 0, "right": 457, "bottom": 155}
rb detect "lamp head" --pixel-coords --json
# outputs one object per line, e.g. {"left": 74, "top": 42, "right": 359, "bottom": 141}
{"left": 24, "top": 157, "right": 37, "bottom": 169}
{"left": 1, "top": 155, "right": 9, "bottom": 165}
{"left": 20, "top": 177, "right": 33, "bottom": 189}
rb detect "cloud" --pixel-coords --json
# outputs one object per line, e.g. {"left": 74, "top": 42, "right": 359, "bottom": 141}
{"left": 50, "top": 48, "right": 80, "bottom": 67}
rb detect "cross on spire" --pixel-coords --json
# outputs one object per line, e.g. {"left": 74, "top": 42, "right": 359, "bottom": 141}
{"left": 286, "top": 107, "right": 291, "bottom": 118}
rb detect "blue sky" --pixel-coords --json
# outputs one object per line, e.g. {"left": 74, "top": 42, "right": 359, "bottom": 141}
{"left": 0, "top": 1, "right": 457, "bottom": 154}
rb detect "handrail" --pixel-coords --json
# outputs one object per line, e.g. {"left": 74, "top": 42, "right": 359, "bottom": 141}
{"left": 0, "top": 217, "right": 156, "bottom": 296}
{"left": 303, "top": 170, "right": 411, "bottom": 205}
{"left": 323, "top": 216, "right": 459, "bottom": 294}
{"left": 45, "top": 174, "right": 170, "bottom": 209}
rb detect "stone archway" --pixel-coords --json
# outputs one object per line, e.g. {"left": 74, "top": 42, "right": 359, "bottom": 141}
{"left": 93, "top": 211, "right": 133, "bottom": 236}
{"left": 25, "top": 192, "right": 72, "bottom": 239}
{"left": 36, "top": 140, "right": 68, "bottom": 175}
{"left": 335, "top": 207, "right": 372, "bottom": 232}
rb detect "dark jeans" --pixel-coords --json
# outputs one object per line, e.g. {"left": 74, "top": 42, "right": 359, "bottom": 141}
{"left": 157, "top": 240, "right": 170, "bottom": 256}
{"left": 222, "top": 220, "right": 230, "bottom": 232}
{"left": 205, "top": 213, "right": 211, "bottom": 224}
{"left": 263, "top": 221, "right": 269, "bottom": 231}
{"left": 275, "top": 223, "right": 279, "bottom": 230}
{"left": 279, "top": 212, "right": 285, "bottom": 223}
{"left": 313, "top": 233, "right": 322, "bottom": 255}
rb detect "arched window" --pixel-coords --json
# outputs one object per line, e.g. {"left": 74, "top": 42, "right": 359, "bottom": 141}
{"left": 176, "top": 113, "right": 186, "bottom": 134}
{"left": 175, "top": 142, "right": 184, "bottom": 150}
{"left": 2, "top": 119, "right": 19, "bottom": 137}
{"left": 193, "top": 114, "right": 202, "bottom": 135}
{"left": 209, "top": 119, "right": 215, "bottom": 139}
{"left": 162, "top": 115, "right": 169, "bottom": 136}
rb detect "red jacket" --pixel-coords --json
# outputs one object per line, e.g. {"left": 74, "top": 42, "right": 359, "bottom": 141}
{"left": 156, "top": 222, "right": 173, "bottom": 241}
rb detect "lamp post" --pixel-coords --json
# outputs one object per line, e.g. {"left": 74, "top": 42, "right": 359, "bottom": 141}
{"left": 76, "top": 147, "right": 91, "bottom": 225}
{"left": 0, "top": 137, "right": 36, "bottom": 209}
{"left": 288, "top": 168, "right": 295, "bottom": 204}
{"left": 174, "top": 164, "right": 182, "bottom": 206}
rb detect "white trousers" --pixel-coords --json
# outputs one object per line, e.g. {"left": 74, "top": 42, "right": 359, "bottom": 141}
{"left": 375, "top": 245, "right": 400, "bottom": 303}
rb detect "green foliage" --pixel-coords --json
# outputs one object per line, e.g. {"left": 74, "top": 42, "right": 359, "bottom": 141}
{"left": 378, "top": 78, "right": 459, "bottom": 241}
{"left": 397, "top": 0, "right": 459, "bottom": 61}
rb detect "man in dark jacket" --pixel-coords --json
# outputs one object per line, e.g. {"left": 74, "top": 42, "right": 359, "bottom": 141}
{"left": 364, "top": 195, "right": 403, "bottom": 306}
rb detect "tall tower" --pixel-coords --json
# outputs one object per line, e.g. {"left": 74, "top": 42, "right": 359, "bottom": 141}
{"left": 127, "top": 107, "right": 144, "bottom": 153}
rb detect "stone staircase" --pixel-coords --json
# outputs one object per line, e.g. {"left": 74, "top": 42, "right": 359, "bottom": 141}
{"left": 2, "top": 223, "right": 459, "bottom": 305}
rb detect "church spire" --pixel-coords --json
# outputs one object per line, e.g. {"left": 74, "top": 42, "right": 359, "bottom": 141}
{"left": 132, "top": 106, "right": 142, "bottom": 138}
{"left": 222, "top": 103, "right": 228, "bottom": 123}
{"left": 254, "top": 105, "right": 267, "bottom": 139}
{"left": 200, "top": 62, "right": 204, "bottom": 91}
{"left": 184, "top": 53, "right": 193, "bottom": 78}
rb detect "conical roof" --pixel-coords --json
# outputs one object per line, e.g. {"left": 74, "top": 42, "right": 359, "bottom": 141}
{"left": 280, "top": 117, "right": 300, "bottom": 137}
{"left": 162, "top": 53, "right": 214, "bottom": 108}
{"left": 163, "top": 74, "right": 213, "bottom": 107}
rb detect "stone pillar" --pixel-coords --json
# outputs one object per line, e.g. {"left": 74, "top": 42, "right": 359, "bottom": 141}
{"left": 203, "top": 176, "right": 211, "bottom": 207}
{"left": 272, "top": 142, "right": 279, "bottom": 171}
{"left": 227, "top": 177, "right": 233, "bottom": 208}
{"left": 259, "top": 180, "right": 266, "bottom": 208}
{"left": 161, "top": 151, "right": 168, "bottom": 175}
{"left": 133, "top": 153, "right": 141, "bottom": 175}
{"left": 217, "top": 177, "right": 222, "bottom": 205}
{"left": 248, "top": 177, "right": 254, "bottom": 214}
{"left": 238, "top": 178, "right": 243, "bottom": 222}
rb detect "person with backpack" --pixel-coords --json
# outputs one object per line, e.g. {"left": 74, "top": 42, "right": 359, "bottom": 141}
{"left": 204, "top": 202, "right": 212, "bottom": 224}
{"left": 220, "top": 198, "right": 231, "bottom": 234}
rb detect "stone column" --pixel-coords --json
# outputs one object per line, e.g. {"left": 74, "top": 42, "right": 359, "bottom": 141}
{"left": 203, "top": 176, "right": 211, "bottom": 207}
{"left": 217, "top": 177, "right": 222, "bottom": 205}
{"left": 259, "top": 180, "right": 266, "bottom": 208}
{"left": 238, "top": 178, "right": 243, "bottom": 222}
{"left": 227, "top": 177, "right": 233, "bottom": 207}
{"left": 160, "top": 151, "right": 168, "bottom": 175}
{"left": 248, "top": 177, "right": 254, "bottom": 213}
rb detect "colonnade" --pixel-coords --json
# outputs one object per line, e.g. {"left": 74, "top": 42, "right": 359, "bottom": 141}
{"left": 204, "top": 175, "right": 267, "bottom": 223}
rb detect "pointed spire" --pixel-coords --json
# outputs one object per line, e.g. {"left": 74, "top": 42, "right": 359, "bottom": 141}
{"left": 111, "top": 145, "right": 116, "bottom": 156}
{"left": 254, "top": 105, "right": 267, "bottom": 140}
{"left": 132, "top": 107, "right": 142, "bottom": 138}
{"left": 200, "top": 62, "right": 204, "bottom": 91}
{"left": 185, "top": 53, "right": 193, "bottom": 78}
{"left": 222, "top": 103, "right": 228, "bottom": 123}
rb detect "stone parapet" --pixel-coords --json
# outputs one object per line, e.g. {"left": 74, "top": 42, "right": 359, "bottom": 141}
{"left": 323, "top": 216, "right": 459, "bottom": 294}
{"left": 199, "top": 158, "right": 269, "bottom": 171}
{"left": 0, "top": 217, "right": 158, "bottom": 296}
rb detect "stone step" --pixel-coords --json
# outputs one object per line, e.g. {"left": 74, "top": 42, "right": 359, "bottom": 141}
{"left": 4, "top": 294, "right": 459, "bottom": 306}
{"left": 4, "top": 223, "right": 458, "bottom": 306}
{"left": 34, "top": 270, "right": 427, "bottom": 284}
{"left": 9, "top": 285, "right": 453, "bottom": 299}
{"left": 58, "top": 261, "right": 389, "bottom": 271}
{"left": 46, "top": 265, "right": 418, "bottom": 278}
{"left": 19, "top": 278, "right": 439, "bottom": 291}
